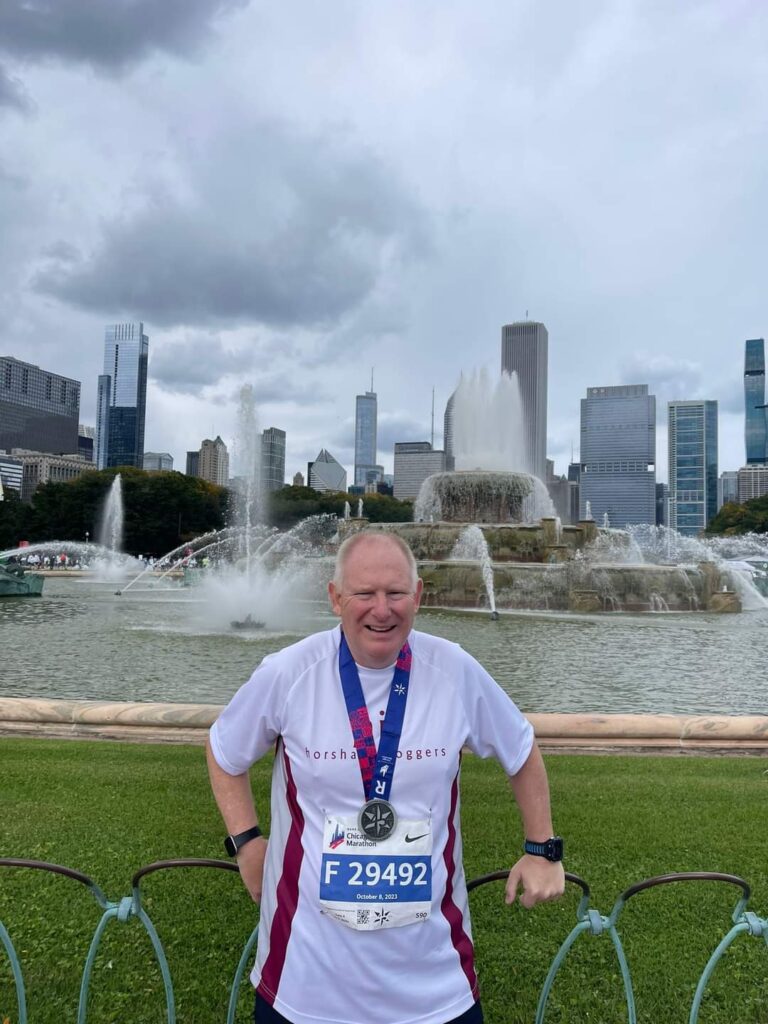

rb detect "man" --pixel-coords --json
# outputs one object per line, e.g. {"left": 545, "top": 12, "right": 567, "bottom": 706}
{"left": 207, "top": 531, "right": 564, "bottom": 1024}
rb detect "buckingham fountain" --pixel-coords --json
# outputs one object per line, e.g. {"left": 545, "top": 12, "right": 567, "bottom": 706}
{"left": 339, "top": 370, "right": 743, "bottom": 615}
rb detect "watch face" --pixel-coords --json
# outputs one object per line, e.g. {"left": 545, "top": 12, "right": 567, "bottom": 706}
{"left": 224, "top": 835, "right": 237, "bottom": 856}
{"left": 549, "top": 837, "right": 564, "bottom": 861}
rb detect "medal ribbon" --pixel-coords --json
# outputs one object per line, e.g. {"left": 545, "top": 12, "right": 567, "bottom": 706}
{"left": 338, "top": 632, "right": 412, "bottom": 802}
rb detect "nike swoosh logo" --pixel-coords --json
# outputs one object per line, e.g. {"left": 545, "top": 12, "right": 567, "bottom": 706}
{"left": 404, "top": 833, "right": 429, "bottom": 843}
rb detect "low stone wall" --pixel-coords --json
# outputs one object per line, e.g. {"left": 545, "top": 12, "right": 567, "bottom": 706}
{"left": 1, "top": 698, "right": 766, "bottom": 754}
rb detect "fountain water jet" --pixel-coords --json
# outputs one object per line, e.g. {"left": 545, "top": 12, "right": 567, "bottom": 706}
{"left": 450, "top": 526, "right": 498, "bottom": 616}
{"left": 97, "top": 474, "right": 123, "bottom": 553}
{"left": 415, "top": 368, "right": 555, "bottom": 524}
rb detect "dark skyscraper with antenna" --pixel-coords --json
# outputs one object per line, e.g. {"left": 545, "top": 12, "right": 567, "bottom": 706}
{"left": 501, "top": 320, "right": 548, "bottom": 479}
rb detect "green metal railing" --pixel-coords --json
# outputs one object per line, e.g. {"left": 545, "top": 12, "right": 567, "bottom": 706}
{"left": 0, "top": 858, "right": 259, "bottom": 1024}
{"left": 2, "top": 859, "right": 766, "bottom": 1022}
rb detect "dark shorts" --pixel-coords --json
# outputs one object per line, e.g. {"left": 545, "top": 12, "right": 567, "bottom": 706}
{"left": 254, "top": 992, "right": 484, "bottom": 1024}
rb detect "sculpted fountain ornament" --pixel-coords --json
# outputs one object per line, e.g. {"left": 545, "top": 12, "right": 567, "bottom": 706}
{"left": 415, "top": 370, "right": 554, "bottom": 524}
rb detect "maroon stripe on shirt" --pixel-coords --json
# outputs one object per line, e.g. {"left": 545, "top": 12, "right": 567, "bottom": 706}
{"left": 440, "top": 767, "right": 479, "bottom": 1000}
{"left": 258, "top": 744, "right": 305, "bottom": 1003}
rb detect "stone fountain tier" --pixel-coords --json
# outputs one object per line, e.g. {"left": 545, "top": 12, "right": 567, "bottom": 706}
{"left": 417, "top": 560, "right": 738, "bottom": 614}
{"left": 339, "top": 519, "right": 601, "bottom": 563}
{"left": 415, "top": 470, "right": 536, "bottom": 524}
{"left": 336, "top": 523, "right": 740, "bottom": 613}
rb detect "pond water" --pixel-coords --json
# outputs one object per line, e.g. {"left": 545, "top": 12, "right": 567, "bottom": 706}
{"left": 2, "top": 577, "right": 767, "bottom": 715}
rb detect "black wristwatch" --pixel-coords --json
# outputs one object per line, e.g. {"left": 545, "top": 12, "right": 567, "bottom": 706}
{"left": 224, "top": 825, "right": 263, "bottom": 857}
{"left": 524, "top": 836, "right": 564, "bottom": 862}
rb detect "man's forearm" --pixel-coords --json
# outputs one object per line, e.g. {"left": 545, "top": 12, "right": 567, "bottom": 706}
{"left": 509, "top": 741, "right": 555, "bottom": 840}
{"left": 206, "top": 736, "right": 259, "bottom": 834}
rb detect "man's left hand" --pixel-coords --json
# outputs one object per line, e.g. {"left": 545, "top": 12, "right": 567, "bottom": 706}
{"left": 505, "top": 855, "right": 565, "bottom": 909}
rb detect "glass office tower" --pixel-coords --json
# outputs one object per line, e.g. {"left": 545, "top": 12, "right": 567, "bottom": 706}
{"left": 744, "top": 339, "right": 767, "bottom": 465}
{"left": 354, "top": 390, "right": 378, "bottom": 486}
{"left": 0, "top": 356, "right": 80, "bottom": 454}
{"left": 667, "top": 401, "right": 718, "bottom": 536}
{"left": 580, "top": 384, "right": 656, "bottom": 527}
{"left": 261, "top": 427, "right": 286, "bottom": 491}
{"left": 96, "top": 323, "right": 149, "bottom": 469}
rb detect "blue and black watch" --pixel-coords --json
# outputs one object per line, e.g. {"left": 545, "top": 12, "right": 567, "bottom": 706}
{"left": 524, "top": 836, "right": 564, "bottom": 862}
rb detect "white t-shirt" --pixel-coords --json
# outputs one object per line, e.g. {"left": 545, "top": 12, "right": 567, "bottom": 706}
{"left": 209, "top": 625, "right": 534, "bottom": 1024}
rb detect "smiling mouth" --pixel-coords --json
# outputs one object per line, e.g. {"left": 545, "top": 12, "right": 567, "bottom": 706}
{"left": 365, "top": 625, "right": 396, "bottom": 633}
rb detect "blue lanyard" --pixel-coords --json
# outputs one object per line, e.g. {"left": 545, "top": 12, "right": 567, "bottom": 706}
{"left": 338, "top": 632, "right": 412, "bottom": 803}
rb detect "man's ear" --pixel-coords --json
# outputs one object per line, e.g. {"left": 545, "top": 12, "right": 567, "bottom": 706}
{"left": 413, "top": 578, "right": 424, "bottom": 610}
{"left": 328, "top": 580, "right": 343, "bottom": 616}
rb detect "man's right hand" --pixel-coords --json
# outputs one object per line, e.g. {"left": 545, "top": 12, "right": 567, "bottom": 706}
{"left": 237, "top": 836, "right": 268, "bottom": 903}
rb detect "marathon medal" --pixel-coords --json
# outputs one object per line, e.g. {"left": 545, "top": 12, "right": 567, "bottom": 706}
{"left": 338, "top": 633, "right": 412, "bottom": 842}
{"left": 358, "top": 798, "right": 397, "bottom": 841}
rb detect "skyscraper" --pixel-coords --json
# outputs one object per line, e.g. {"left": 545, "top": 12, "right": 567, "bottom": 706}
{"left": 667, "top": 401, "right": 718, "bottom": 536}
{"left": 261, "top": 427, "right": 286, "bottom": 492}
{"left": 744, "top": 338, "right": 767, "bottom": 464}
{"left": 354, "top": 389, "right": 378, "bottom": 486}
{"left": 393, "top": 441, "right": 445, "bottom": 500}
{"left": 501, "top": 321, "right": 548, "bottom": 479}
{"left": 96, "top": 322, "right": 149, "bottom": 469}
{"left": 580, "top": 384, "right": 656, "bottom": 527}
{"left": 0, "top": 356, "right": 80, "bottom": 454}
{"left": 443, "top": 390, "right": 456, "bottom": 471}
{"left": 308, "top": 449, "right": 346, "bottom": 492}
{"left": 198, "top": 436, "right": 229, "bottom": 486}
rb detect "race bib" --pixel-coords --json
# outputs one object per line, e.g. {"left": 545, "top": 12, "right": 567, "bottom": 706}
{"left": 319, "top": 814, "right": 432, "bottom": 930}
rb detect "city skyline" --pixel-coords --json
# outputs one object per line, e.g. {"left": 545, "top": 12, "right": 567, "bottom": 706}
{"left": 2, "top": 4, "right": 767, "bottom": 481}
{"left": 2, "top": 324, "right": 762, "bottom": 492}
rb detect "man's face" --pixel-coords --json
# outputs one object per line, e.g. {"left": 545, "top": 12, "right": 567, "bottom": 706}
{"left": 328, "top": 538, "right": 423, "bottom": 669}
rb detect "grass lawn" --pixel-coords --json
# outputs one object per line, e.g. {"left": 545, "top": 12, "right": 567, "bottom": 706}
{"left": 0, "top": 740, "right": 766, "bottom": 1023}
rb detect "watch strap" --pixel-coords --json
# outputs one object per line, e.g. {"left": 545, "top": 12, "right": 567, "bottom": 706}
{"left": 524, "top": 836, "right": 564, "bottom": 862}
{"left": 224, "top": 825, "right": 263, "bottom": 856}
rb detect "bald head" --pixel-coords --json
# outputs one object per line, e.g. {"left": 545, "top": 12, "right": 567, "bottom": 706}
{"left": 333, "top": 531, "right": 418, "bottom": 591}
{"left": 328, "top": 531, "right": 422, "bottom": 667}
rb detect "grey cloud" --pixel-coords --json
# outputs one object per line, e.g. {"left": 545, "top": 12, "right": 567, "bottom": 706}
{"left": 377, "top": 414, "right": 433, "bottom": 453}
{"left": 0, "top": 63, "right": 33, "bottom": 112}
{"left": 618, "top": 353, "right": 704, "bottom": 412}
{"left": 150, "top": 334, "right": 254, "bottom": 393}
{"left": 35, "top": 122, "right": 430, "bottom": 330}
{"left": 716, "top": 376, "right": 746, "bottom": 415}
{"left": 218, "top": 374, "right": 329, "bottom": 407}
{"left": 0, "top": 0, "right": 247, "bottom": 71}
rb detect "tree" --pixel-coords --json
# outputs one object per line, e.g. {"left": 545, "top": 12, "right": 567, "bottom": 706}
{"left": 706, "top": 496, "right": 768, "bottom": 535}
{"left": 267, "top": 486, "right": 413, "bottom": 529}
{"left": 13, "top": 468, "right": 227, "bottom": 555}
{"left": 0, "top": 488, "right": 26, "bottom": 551}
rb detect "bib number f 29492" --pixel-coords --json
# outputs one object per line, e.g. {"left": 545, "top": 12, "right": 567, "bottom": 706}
{"left": 319, "top": 816, "right": 432, "bottom": 930}
{"left": 322, "top": 854, "right": 430, "bottom": 899}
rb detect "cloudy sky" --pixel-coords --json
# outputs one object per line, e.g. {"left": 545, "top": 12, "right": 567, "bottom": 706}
{"left": 2, "top": 0, "right": 767, "bottom": 483}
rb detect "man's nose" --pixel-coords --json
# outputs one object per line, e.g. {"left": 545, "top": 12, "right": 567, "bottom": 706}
{"left": 371, "top": 592, "right": 389, "bottom": 617}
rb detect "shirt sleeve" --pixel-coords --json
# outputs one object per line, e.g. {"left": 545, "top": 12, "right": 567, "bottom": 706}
{"left": 455, "top": 647, "right": 534, "bottom": 776}
{"left": 209, "top": 655, "right": 286, "bottom": 776}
